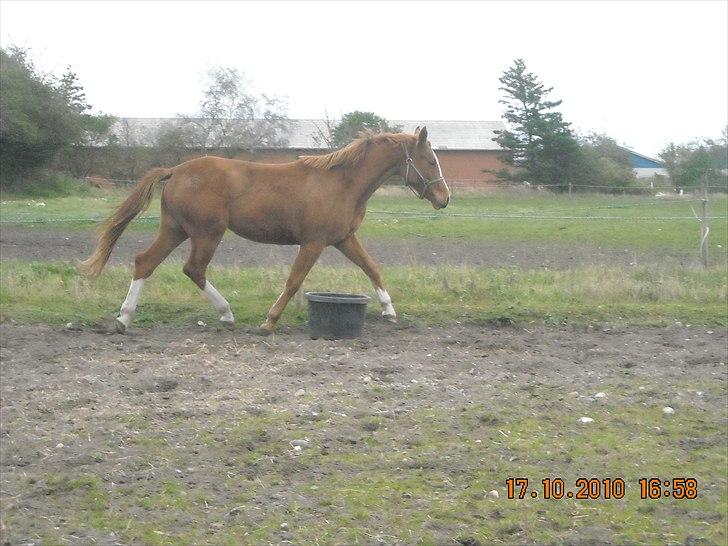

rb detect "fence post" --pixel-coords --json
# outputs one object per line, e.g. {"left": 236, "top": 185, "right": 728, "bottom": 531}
{"left": 700, "top": 176, "right": 709, "bottom": 268}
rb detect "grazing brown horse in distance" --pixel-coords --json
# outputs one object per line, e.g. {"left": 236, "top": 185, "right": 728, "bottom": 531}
{"left": 80, "top": 126, "right": 450, "bottom": 334}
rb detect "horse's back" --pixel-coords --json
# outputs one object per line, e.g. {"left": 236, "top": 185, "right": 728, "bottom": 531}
{"left": 170, "top": 156, "right": 306, "bottom": 190}
{"left": 163, "top": 155, "right": 317, "bottom": 243}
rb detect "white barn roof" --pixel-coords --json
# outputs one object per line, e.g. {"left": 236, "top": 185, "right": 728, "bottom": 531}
{"left": 288, "top": 119, "right": 505, "bottom": 150}
{"left": 106, "top": 118, "right": 505, "bottom": 151}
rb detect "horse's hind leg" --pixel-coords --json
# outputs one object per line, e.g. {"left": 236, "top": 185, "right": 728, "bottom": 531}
{"left": 117, "top": 220, "right": 187, "bottom": 332}
{"left": 183, "top": 232, "right": 234, "bottom": 325}
{"left": 335, "top": 234, "right": 397, "bottom": 322}
{"left": 259, "top": 242, "right": 325, "bottom": 335}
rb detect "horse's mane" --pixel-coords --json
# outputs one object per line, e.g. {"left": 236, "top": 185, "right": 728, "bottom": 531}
{"left": 299, "top": 129, "right": 408, "bottom": 171}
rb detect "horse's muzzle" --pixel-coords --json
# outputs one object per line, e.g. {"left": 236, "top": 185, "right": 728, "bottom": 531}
{"left": 432, "top": 195, "right": 449, "bottom": 209}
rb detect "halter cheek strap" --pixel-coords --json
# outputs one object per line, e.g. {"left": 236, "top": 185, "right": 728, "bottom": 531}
{"left": 401, "top": 143, "right": 445, "bottom": 199}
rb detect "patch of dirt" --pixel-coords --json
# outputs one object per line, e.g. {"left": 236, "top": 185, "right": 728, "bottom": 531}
{"left": 0, "top": 226, "right": 701, "bottom": 269}
{"left": 0, "top": 321, "right": 725, "bottom": 543}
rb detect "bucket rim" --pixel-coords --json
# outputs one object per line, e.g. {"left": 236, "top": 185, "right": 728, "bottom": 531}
{"left": 305, "top": 292, "right": 371, "bottom": 304}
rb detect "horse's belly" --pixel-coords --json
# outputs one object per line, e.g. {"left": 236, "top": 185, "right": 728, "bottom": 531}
{"left": 226, "top": 198, "right": 351, "bottom": 246}
{"left": 228, "top": 219, "right": 300, "bottom": 245}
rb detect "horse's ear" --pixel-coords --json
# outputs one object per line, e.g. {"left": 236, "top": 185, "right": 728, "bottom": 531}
{"left": 417, "top": 125, "right": 428, "bottom": 147}
{"left": 414, "top": 126, "right": 421, "bottom": 136}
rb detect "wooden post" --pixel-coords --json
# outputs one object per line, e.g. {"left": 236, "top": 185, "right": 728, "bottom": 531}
{"left": 700, "top": 176, "right": 709, "bottom": 268}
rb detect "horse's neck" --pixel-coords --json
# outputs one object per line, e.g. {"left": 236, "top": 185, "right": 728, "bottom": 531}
{"left": 352, "top": 141, "right": 402, "bottom": 205}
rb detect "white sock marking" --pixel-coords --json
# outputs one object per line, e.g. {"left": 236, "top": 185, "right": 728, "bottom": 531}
{"left": 375, "top": 287, "right": 396, "bottom": 317}
{"left": 203, "top": 281, "right": 234, "bottom": 322}
{"left": 118, "top": 278, "right": 145, "bottom": 327}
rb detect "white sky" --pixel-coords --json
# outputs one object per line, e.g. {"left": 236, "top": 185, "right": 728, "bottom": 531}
{"left": 1, "top": 0, "right": 726, "bottom": 157}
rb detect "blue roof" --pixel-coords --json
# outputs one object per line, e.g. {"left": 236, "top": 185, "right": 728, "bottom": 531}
{"left": 625, "top": 149, "right": 663, "bottom": 169}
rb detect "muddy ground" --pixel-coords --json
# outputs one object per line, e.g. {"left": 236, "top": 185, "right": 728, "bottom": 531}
{"left": 1, "top": 321, "right": 726, "bottom": 545}
{"left": 0, "top": 226, "right": 702, "bottom": 269}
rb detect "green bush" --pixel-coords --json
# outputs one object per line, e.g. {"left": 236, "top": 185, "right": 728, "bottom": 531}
{"left": 558, "top": 134, "right": 637, "bottom": 193}
{"left": 0, "top": 47, "right": 114, "bottom": 189}
{"left": 0, "top": 49, "right": 85, "bottom": 181}
{"left": 1, "top": 171, "right": 93, "bottom": 198}
{"left": 660, "top": 136, "right": 728, "bottom": 192}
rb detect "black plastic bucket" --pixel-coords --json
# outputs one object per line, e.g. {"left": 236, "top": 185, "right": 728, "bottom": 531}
{"left": 305, "top": 292, "right": 371, "bottom": 339}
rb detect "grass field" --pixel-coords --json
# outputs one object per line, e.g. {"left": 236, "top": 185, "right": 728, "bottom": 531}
{"left": 1, "top": 188, "right": 726, "bottom": 327}
{"left": 2, "top": 188, "right": 727, "bottom": 255}
{"left": 1, "top": 262, "right": 726, "bottom": 327}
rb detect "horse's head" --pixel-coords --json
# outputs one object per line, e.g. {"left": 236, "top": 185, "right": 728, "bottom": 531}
{"left": 401, "top": 126, "right": 451, "bottom": 209}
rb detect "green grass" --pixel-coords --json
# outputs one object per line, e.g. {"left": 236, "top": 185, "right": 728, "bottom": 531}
{"left": 10, "top": 383, "right": 726, "bottom": 545}
{"left": 365, "top": 191, "right": 728, "bottom": 253}
{"left": 0, "top": 172, "right": 100, "bottom": 198}
{"left": 2, "top": 189, "right": 726, "bottom": 255}
{"left": 1, "top": 261, "right": 725, "bottom": 327}
{"left": 0, "top": 187, "right": 157, "bottom": 225}
{"left": 2, "top": 190, "right": 726, "bottom": 326}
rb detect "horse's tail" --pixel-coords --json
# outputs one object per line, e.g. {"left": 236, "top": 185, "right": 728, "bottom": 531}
{"left": 79, "top": 168, "right": 172, "bottom": 278}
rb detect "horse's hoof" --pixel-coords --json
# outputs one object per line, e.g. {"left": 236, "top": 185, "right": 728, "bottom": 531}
{"left": 255, "top": 324, "right": 274, "bottom": 336}
{"left": 114, "top": 318, "right": 127, "bottom": 334}
{"left": 382, "top": 313, "right": 398, "bottom": 324}
{"left": 220, "top": 319, "right": 235, "bottom": 331}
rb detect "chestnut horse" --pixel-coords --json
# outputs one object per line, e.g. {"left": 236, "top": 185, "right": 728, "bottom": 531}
{"left": 80, "top": 126, "right": 450, "bottom": 334}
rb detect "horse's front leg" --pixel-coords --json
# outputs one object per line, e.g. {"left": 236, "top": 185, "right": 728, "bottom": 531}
{"left": 335, "top": 234, "right": 397, "bottom": 322}
{"left": 258, "top": 242, "right": 325, "bottom": 335}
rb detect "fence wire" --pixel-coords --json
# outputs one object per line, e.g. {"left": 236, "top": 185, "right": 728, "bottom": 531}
{"left": 91, "top": 176, "right": 728, "bottom": 192}
{"left": 0, "top": 207, "right": 728, "bottom": 225}
{"left": 2, "top": 212, "right": 726, "bottom": 224}
{"left": 1, "top": 189, "right": 725, "bottom": 270}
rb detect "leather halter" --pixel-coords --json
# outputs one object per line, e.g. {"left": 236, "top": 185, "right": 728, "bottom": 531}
{"left": 401, "top": 142, "right": 445, "bottom": 199}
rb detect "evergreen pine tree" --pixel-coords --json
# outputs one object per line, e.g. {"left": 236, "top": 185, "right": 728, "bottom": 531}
{"left": 494, "top": 59, "right": 578, "bottom": 187}
{"left": 56, "top": 67, "right": 90, "bottom": 114}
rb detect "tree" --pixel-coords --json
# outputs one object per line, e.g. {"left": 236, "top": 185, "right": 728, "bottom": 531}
{"left": 493, "top": 59, "right": 578, "bottom": 187}
{"left": 660, "top": 133, "right": 728, "bottom": 192}
{"left": 181, "top": 67, "right": 289, "bottom": 154}
{"left": 580, "top": 133, "right": 633, "bottom": 167}
{"left": 1, "top": 47, "right": 83, "bottom": 180}
{"left": 55, "top": 66, "right": 89, "bottom": 114}
{"left": 568, "top": 134, "right": 636, "bottom": 192}
{"left": 0, "top": 47, "right": 114, "bottom": 182}
{"left": 310, "top": 111, "right": 338, "bottom": 149}
{"left": 54, "top": 66, "right": 116, "bottom": 146}
{"left": 329, "top": 111, "right": 402, "bottom": 148}
{"left": 155, "top": 120, "right": 199, "bottom": 165}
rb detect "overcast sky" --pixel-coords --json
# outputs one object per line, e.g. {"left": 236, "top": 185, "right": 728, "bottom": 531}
{"left": 1, "top": 0, "right": 726, "bottom": 157}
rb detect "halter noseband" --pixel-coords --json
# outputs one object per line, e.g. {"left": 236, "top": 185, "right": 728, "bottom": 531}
{"left": 401, "top": 142, "right": 445, "bottom": 199}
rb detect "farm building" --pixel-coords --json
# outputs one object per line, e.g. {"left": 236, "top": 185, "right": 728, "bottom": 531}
{"left": 625, "top": 148, "right": 667, "bottom": 178}
{"left": 99, "top": 118, "right": 510, "bottom": 188}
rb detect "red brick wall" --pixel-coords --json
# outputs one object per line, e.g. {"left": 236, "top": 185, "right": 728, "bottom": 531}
{"left": 435, "top": 150, "right": 510, "bottom": 188}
